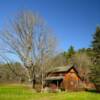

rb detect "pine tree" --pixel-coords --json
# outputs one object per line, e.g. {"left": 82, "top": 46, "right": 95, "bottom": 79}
{"left": 90, "top": 26, "right": 100, "bottom": 91}
{"left": 66, "top": 46, "right": 75, "bottom": 64}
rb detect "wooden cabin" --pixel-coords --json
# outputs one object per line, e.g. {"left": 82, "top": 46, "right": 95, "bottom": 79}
{"left": 45, "top": 65, "right": 84, "bottom": 91}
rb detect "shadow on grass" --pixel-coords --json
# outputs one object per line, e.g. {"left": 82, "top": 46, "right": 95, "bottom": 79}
{"left": 85, "top": 88, "right": 100, "bottom": 93}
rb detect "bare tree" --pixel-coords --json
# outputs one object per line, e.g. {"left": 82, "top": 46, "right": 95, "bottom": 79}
{"left": 72, "top": 52, "right": 92, "bottom": 81}
{"left": 0, "top": 11, "right": 57, "bottom": 88}
{"left": 0, "top": 54, "right": 26, "bottom": 78}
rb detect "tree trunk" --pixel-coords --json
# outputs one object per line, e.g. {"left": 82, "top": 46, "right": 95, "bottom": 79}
{"left": 41, "top": 72, "right": 44, "bottom": 90}
{"left": 32, "top": 79, "right": 35, "bottom": 89}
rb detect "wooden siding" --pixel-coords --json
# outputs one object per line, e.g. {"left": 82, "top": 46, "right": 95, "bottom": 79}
{"left": 63, "top": 69, "right": 82, "bottom": 91}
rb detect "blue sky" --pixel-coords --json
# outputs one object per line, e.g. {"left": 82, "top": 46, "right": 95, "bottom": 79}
{"left": 0, "top": 0, "right": 100, "bottom": 53}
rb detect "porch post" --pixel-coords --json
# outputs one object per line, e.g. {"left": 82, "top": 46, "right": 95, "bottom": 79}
{"left": 57, "top": 80, "right": 58, "bottom": 89}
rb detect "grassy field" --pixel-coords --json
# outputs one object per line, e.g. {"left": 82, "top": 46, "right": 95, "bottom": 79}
{"left": 0, "top": 84, "right": 100, "bottom": 100}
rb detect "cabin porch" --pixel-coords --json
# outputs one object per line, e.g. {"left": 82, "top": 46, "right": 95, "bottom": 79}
{"left": 45, "top": 76, "right": 63, "bottom": 91}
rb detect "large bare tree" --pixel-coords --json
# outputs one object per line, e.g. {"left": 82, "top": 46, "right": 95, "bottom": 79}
{"left": 0, "top": 11, "right": 56, "bottom": 88}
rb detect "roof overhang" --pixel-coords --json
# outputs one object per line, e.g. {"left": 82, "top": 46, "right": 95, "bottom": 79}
{"left": 45, "top": 76, "right": 64, "bottom": 81}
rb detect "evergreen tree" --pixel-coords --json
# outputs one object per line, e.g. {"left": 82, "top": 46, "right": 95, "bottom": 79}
{"left": 66, "top": 46, "right": 75, "bottom": 64}
{"left": 90, "top": 26, "right": 100, "bottom": 91}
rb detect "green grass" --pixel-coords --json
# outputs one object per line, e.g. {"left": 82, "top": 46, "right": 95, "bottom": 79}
{"left": 0, "top": 84, "right": 100, "bottom": 100}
